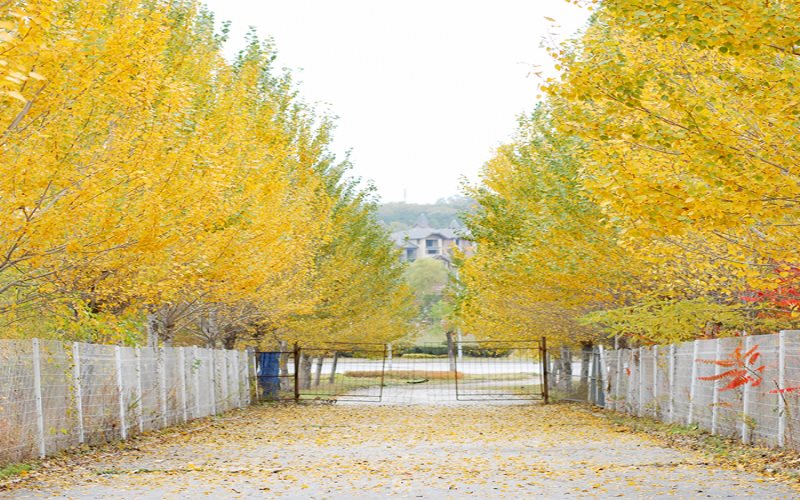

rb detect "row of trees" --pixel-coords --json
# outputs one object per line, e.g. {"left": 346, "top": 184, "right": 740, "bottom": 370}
{"left": 456, "top": 0, "right": 800, "bottom": 348}
{"left": 0, "top": 0, "right": 413, "bottom": 348}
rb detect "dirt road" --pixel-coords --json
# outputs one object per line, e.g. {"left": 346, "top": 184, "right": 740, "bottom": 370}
{"left": 3, "top": 403, "right": 797, "bottom": 498}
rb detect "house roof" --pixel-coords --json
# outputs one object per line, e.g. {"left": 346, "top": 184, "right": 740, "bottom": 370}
{"left": 414, "top": 213, "right": 431, "bottom": 228}
{"left": 391, "top": 221, "right": 470, "bottom": 246}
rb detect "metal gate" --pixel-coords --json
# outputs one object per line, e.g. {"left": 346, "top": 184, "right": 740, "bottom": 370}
{"left": 255, "top": 343, "right": 387, "bottom": 403}
{"left": 254, "top": 338, "right": 548, "bottom": 404}
{"left": 454, "top": 339, "right": 547, "bottom": 402}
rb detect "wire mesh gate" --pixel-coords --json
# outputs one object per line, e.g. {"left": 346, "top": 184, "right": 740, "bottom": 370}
{"left": 254, "top": 338, "right": 548, "bottom": 404}
{"left": 255, "top": 343, "right": 387, "bottom": 402}
{"left": 454, "top": 340, "right": 547, "bottom": 402}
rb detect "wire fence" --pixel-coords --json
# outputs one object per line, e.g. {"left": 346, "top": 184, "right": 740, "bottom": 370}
{"left": 0, "top": 339, "right": 252, "bottom": 466}
{"left": 598, "top": 330, "right": 800, "bottom": 451}
{"left": 253, "top": 341, "right": 546, "bottom": 404}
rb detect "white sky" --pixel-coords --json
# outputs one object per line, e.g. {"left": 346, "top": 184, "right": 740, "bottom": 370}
{"left": 202, "top": 0, "right": 591, "bottom": 204}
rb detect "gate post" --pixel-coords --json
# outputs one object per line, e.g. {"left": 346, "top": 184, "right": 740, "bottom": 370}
{"left": 293, "top": 343, "right": 300, "bottom": 403}
{"left": 541, "top": 337, "right": 549, "bottom": 404}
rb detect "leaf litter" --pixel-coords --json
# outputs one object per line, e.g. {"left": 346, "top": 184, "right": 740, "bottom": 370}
{"left": 2, "top": 402, "right": 799, "bottom": 498}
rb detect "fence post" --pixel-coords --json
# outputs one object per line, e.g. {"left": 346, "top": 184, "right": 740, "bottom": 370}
{"left": 72, "top": 342, "right": 85, "bottom": 444}
{"left": 626, "top": 350, "right": 634, "bottom": 414}
{"left": 615, "top": 348, "right": 622, "bottom": 412}
{"left": 135, "top": 347, "right": 144, "bottom": 433}
{"left": 598, "top": 345, "right": 607, "bottom": 408}
{"left": 294, "top": 343, "right": 301, "bottom": 403}
{"left": 540, "top": 337, "right": 549, "bottom": 404}
{"left": 779, "top": 330, "right": 787, "bottom": 447}
{"left": 115, "top": 346, "right": 127, "bottom": 440}
{"left": 638, "top": 348, "right": 644, "bottom": 417}
{"left": 220, "top": 350, "right": 229, "bottom": 410}
{"left": 711, "top": 339, "right": 722, "bottom": 435}
{"left": 232, "top": 350, "right": 241, "bottom": 408}
{"left": 159, "top": 347, "right": 168, "bottom": 428}
{"left": 652, "top": 345, "right": 658, "bottom": 418}
{"left": 668, "top": 344, "right": 675, "bottom": 424}
{"left": 387, "top": 343, "right": 393, "bottom": 373}
{"left": 179, "top": 348, "right": 188, "bottom": 422}
{"left": 741, "top": 336, "right": 751, "bottom": 444}
{"left": 209, "top": 349, "right": 217, "bottom": 415}
{"left": 32, "top": 339, "right": 46, "bottom": 458}
{"left": 243, "top": 350, "right": 252, "bottom": 406}
{"left": 250, "top": 348, "right": 259, "bottom": 403}
{"left": 688, "top": 340, "right": 699, "bottom": 425}
{"left": 588, "top": 346, "right": 596, "bottom": 405}
{"left": 193, "top": 346, "right": 201, "bottom": 417}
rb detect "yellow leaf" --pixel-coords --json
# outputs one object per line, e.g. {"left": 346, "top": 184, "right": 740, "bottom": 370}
{"left": 6, "top": 90, "right": 26, "bottom": 103}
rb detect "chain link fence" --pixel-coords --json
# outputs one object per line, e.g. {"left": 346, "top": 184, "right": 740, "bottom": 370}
{"left": 598, "top": 330, "right": 800, "bottom": 451}
{"left": 0, "top": 339, "right": 253, "bottom": 466}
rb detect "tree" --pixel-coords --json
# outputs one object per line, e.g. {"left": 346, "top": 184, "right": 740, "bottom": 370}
{"left": 0, "top": 0, "right": 413, "bottom": 350}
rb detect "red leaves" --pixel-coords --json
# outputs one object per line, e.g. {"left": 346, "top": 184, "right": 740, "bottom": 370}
{"left": 740, "top": 266, "right": 800, "bottom": 317}
{"left": 696, "top": 343, "right": 765, "bottom": 391}
{"left": 769, "top": 386, "right": 800, "bottom": 395}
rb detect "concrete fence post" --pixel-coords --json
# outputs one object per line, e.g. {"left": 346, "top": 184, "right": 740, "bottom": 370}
{"left": 668, "top": 344, "right": 675, "bottom": 424}
{"left": 32, "top": 339, "right": 46, "bottom": 458}
{"left": 159, "top": 347, "right": 168, "bottom": 428}
{"left": 72, "top": 342, "right": 85, "bottom": 444}
{"left": 779, "top": 330, "right": 787, "bottom": 447}
{"left": 588, "top": 346, "right": 596, "bottom": 405}
{"left": 626, "top": 350, "right": 634, "bottom": 414}
{"left": 638, "top": 347, "right": 644, "bottom": 417}
{"left": 599, "top": 345, "right": 607, "bottom": 408}
{"left": 711, "top": 339, "right": 722, "bottom": 435}
{"left": 135, "top": 347, "right": 144, "bottom": 433}
{"left": 115, "top": 346, "right": 127, "bottom": 440}
{"left": 232, "top": 350, "right": 241, "bottom": 408}
{"left": 688, "top": 340, "right": 699, "bottom": 425}
{"left": 741, "top": 336, "right": 751, "bottom": 444}
{"left": 179, "top": 348, "right": 188, "bottom": 422}
{"left": 221, "top": 350, "right": 229, "bottom": 410}
{"left": 615, "top": 348, "right": 622, "bottom": 412}
{"left": 244, "top": 349, "right": 253, "bottom": 405}
{"left": 653, "top": 345, "right": 658, "bottom": 418}
{"left": 193, "top": 346, "right": 201, "bottom": 417}
{"left": 209, "top": 349, "right": 217, "bottom": 415}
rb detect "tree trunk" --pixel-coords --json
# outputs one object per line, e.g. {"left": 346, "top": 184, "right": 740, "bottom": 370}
{"left": 329, "top": 351, "right": 340, "bottom": 384}
{"left": 580, "top": 342, "right": 593, "bottom": 391}
{"left": 300, "top": 353, "right": 312, "bottom": 389}
{"left": 313, "top": 356, "right": 324, "bottom": 386}
{"left": 446, "top": 330, "right": 456, "bottom": 373}
{"left": 560, "top": 346, "right": 573, "bottom": 393}
{"left": 146, "top": 312, "right": 160, "bottom": 348}
{"left": 550, "top": 356, "right": 561, "bottom": 389}
{"left": 279, "top": 340, "right": 291, "bottom": 391}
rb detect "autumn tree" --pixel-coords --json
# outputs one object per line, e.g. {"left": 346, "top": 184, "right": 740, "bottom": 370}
{"left": 0, "top": 0, "right": 412, "bottom": 348}
{"left": 459, "top": 0, "right": 800, "bottom": 347}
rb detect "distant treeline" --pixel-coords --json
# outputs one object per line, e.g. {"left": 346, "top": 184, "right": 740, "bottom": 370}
{"left": 378, "top": 196, "right": 475, "bottom": 230}
{"left": 399, "top": 345, "right": 511, "bottom": 358}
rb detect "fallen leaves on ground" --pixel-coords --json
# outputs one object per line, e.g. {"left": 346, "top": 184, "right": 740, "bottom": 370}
{"left": 2, "top": 402, "right": 798, "bottom": 498}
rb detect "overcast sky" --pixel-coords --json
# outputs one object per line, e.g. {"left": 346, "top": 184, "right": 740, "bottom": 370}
{"left": 202, "top": 0, "right": 591, "bottom": 204}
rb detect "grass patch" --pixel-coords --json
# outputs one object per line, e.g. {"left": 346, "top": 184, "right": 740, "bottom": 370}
{"left": 399, "top": 353, "right": 448, "bottom": 359}
{"left": 462, "top": 372, "right": 535, "bottom": 382}
{"left": 0, "top": 463, "right": 33, "bottom": 481}
{"left": 587, "top": 405, "right": 800, "bottom": 487}
{"left": 345, "top": 370, "right": 464, "bottom": 380}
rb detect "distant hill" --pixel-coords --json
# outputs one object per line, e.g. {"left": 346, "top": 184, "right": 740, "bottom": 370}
{"left": 378, "top": 196, "right": 476, "bottom": 231}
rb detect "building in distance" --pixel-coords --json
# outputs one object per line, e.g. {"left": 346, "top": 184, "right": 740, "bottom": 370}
{"left": 391, "top": 213, "right": 473, "bottom": 265}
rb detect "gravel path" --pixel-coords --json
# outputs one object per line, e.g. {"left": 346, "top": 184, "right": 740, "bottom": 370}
{"left": 3, "top": 403, "right": 798, "bottom": 499}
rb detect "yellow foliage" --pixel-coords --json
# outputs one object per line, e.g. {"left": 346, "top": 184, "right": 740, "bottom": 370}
{"left": 0, "top": 1, "right": 411, "bottom": 347}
